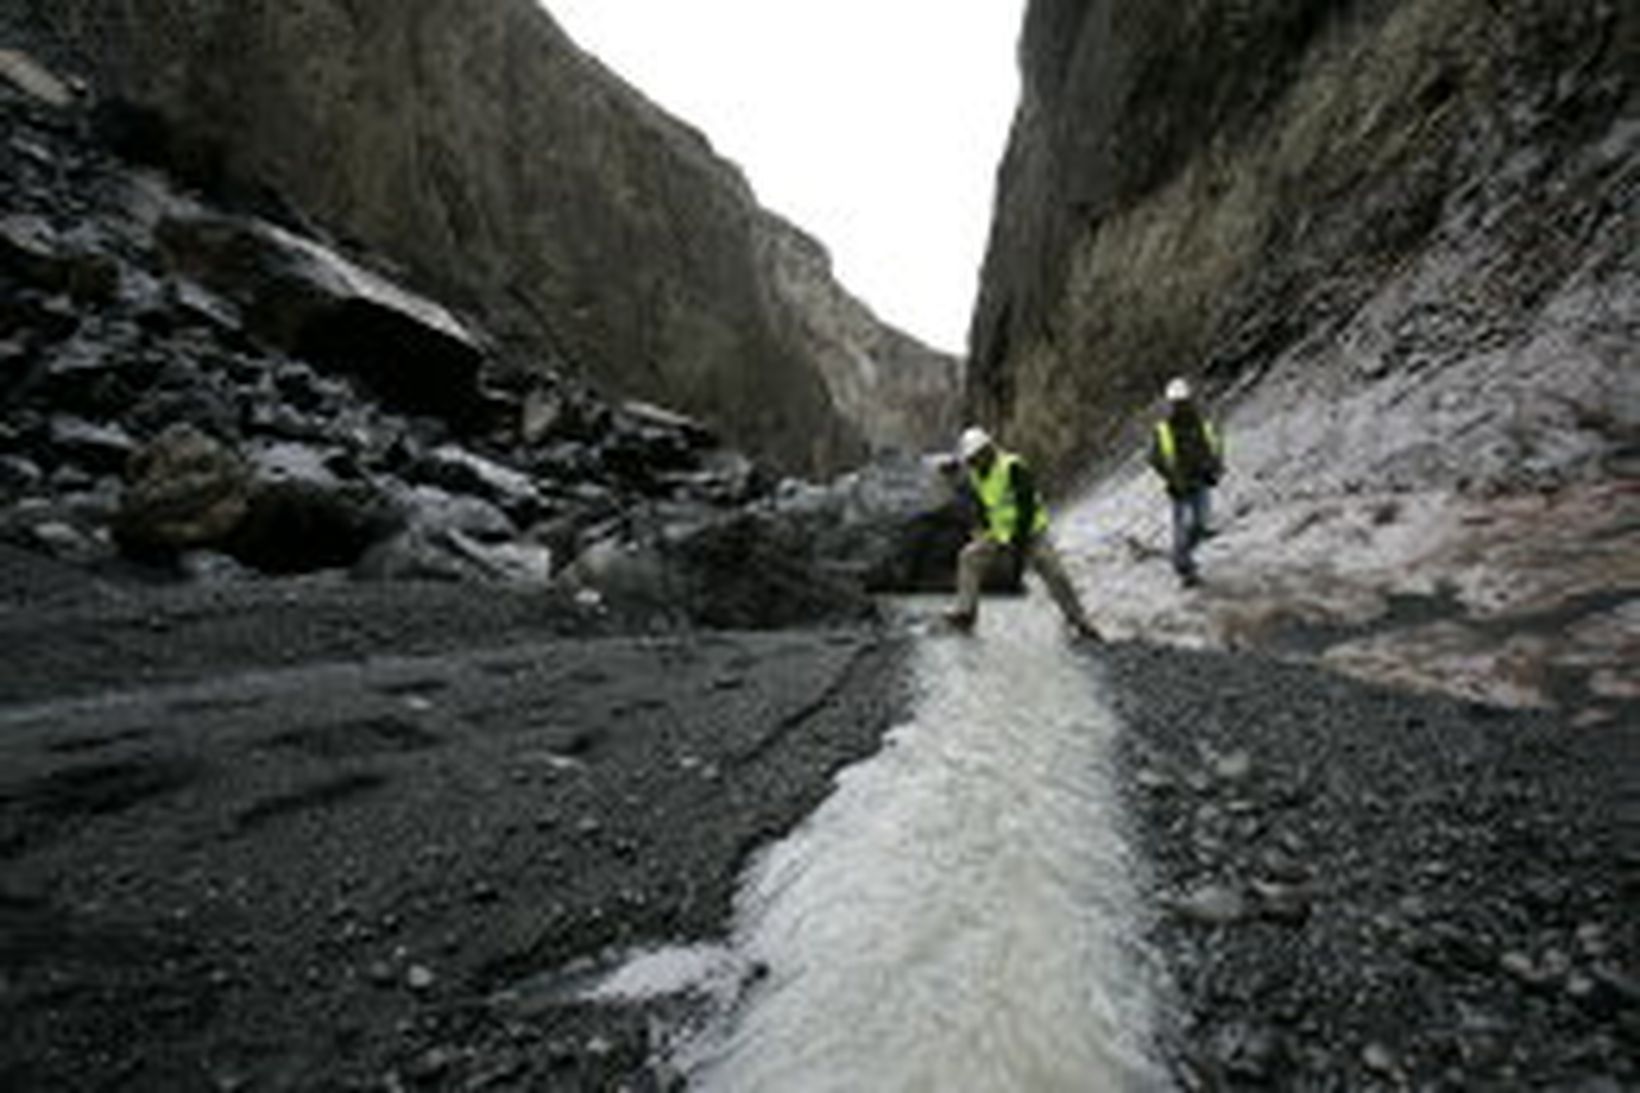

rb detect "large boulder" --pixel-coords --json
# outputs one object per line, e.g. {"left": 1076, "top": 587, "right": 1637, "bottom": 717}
{"left": 409, "top": 443, "right": 543, "bottom": 524}
{"left": 354, "top": 523, "right": 551, "bottom": 584}
{"left": 113, "top": 423, "right": 251, "bottom": 555}
{"left": 113, "top": 426, "right": 399, "bottom": 571}
{"left": 761, "top": 454, "right": 1017, "bottom": 594}
{"left": 0, "top": 213, "right": 121, "bottom": 303}
{"left": 352, "top": 480, "right": 549, "bottom": 584}
{"left": 563, "top": 510, "right": 876, "bottom": 631}
{"left": 223, "top": 442, "right": 402, "bottom": 574}
{"left": 154, "top": 212, "right": 496, "bottom": 430}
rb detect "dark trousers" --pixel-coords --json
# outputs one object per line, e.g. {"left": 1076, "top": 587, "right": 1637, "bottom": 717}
{"left": 1170, "top": 488, "right": 1212, "bottom": 578}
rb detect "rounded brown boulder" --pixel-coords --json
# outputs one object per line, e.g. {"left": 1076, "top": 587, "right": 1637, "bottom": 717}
{"left": 113, "top": 423, "right": 251, "bottom": 555}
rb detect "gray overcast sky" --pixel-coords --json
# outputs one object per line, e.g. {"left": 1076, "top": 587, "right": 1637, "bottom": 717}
{"left": 544, "top": 1, "right": 1026, "bottom": 354}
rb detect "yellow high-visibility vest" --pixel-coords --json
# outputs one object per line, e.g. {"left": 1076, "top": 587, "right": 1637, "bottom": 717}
{"left": 969, "top": 451, "right": 1049, "bottom": 544}
{"left": 1155, "top": 418, "right": 1222, "bottom": 471}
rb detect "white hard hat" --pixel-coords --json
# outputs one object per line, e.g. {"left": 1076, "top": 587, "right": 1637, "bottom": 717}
{"left": 957, "top": 426, "right": 993, "bottom": 461}
{"left": 1165, "top": 377, "right": 1192, "bottom": 402}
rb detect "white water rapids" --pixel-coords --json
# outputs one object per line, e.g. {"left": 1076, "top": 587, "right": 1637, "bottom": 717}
{"left": 651, "top": 595, "right": 1168, "bottom": 1091}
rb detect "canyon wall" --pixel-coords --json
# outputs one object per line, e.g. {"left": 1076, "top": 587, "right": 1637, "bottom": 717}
{"left": 971, "top": 0, "right": 1634, "bottom": 487}
{"left": 8, "top": 0, "right": 956, "bottom": 475}
{"left": 759, "top": 213, "right": 961, "bottom": 457}
{"left": 976, "top": 0, "right": 1636, "bottom": 721}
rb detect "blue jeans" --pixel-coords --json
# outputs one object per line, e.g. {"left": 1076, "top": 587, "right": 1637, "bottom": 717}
{"left": 1171, "top": 488, "right": 1212, "bottom": 578}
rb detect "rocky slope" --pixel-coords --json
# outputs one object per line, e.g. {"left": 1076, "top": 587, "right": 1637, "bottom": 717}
{"left": 973, "top": 0, "right": 1632, "bottom": 479}
{"left": 5, "top": 0, "right": 958, "bottom": 477}
{"left": 973, "top": 0, "right": 1635, "bottom": 716}
{"left": 0, "top": 51, "right": 987, "bottom": 629}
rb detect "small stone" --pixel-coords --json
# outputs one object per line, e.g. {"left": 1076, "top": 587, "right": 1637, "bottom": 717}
{"left": 1576, "top": 922, "right": 1609, "bottom": 957}
{"left": 406, "top": 964, "right": 435, "bottom": 991}
{"left": 1362, "top": 1042, "right": 1396, "bottom": 1075}
{"left": 1251, "top": 878, "right": 1311, "bottom": 923}
{"left": 1591, "top": 964, "right": 1640, "bottom": 1006}
{"left": 367, "top": 960, "right": 394, "bottom": 986}
{"left": 0, "top": 454, "right": 42, "bottom": 494}
{"left": 1212, "top": 749, "right": 1252, "bottom": 782}
{"left": 30, "top": 520, "right": 89, "bottom": 558}
{"left": 1214, "top": 1021, "right": 1279, "bottom": 1079}
{"left": 1172, "top": 884, "right": 1247, "bottom": 926}
{"left": 1135, "top": 767, "right": 1173, "bottom": 792}
{"left": 409, "top": 1046, "right": 454, "bottom": 1078}
{"left": 1500, "top": 951, "right": 1542, "bottom": 984}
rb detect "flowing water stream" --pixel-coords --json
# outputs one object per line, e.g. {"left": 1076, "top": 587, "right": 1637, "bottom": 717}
{"left": 666, "top": 595, "right": 1167, "bottom": 1091}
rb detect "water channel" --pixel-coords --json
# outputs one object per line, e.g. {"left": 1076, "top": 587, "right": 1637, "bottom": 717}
{"left": 667, "top": 595, "right": 1168, "bottom": 1091}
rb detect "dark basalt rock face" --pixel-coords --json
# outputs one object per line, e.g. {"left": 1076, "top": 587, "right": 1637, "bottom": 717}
{"left": 8, "top": 0, "right": 957, "bottom": 478}
{"left": 0, "top": 64, "right": 885, "bottom": 629}
{"left": 0, "top": 54, "right": 973, "bottom": 626}
{"left": 970, "top": 0, "right": 1634, "bottom": 485}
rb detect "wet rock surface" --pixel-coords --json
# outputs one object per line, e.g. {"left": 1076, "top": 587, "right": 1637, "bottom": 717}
{"left": 1104, "top": 641, "right": 1637, "bottom": 1090}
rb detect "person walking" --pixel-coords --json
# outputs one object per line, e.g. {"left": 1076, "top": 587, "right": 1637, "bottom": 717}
{"left": 943, "top": 426, "right": 1102, "bottom": 640}
{"left": 1149, "top": 378, "right": 1224, "bottom": 588}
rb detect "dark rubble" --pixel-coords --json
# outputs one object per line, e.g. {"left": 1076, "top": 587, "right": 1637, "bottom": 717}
{"left": 1102, "top": 641, "right": 1637, "bottom": 1091}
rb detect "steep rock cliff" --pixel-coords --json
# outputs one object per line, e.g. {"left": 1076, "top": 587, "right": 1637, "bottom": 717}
{"left": 977, "top": 0, "right": 1636, "bottom": 722}
{"left": 972, "top": 0, "right": 1633, "bottom": 484}
{"left": 9, "top": 0, "right": 953, "bottom": 476}
{"left": 758, "top": 214, "right": 961, "bottom": 456}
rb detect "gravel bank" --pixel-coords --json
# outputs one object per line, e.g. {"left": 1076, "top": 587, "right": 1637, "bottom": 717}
{"left": 0, "top": 553, "right": 911, "bottom": 1091}
{"left": 1101, "top": 641, "right": 1637, "bottom": 1090}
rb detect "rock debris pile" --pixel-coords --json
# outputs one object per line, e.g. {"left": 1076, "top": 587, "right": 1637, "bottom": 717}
{"left": 0, "top": 58, "right": 965, "bottom": 629}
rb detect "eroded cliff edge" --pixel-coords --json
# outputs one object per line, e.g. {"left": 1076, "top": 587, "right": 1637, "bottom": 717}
{"left": 8, "top": 0, "right": 958, "bottom": 476}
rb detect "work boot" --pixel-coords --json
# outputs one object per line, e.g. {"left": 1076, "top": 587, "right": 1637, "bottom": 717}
{"left": 941, "top": 608, "right": 976, "bottom": 632}
{"left": 1071, "top": 619, "right": 1105, "bottom": 643}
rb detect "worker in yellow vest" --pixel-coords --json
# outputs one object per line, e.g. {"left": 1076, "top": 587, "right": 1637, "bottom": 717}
{"left": 943, "top": 426, "right": 1102, "bottom": 641}
{"left": 1149, "top": 378, "right": 1224, "bottom": 588}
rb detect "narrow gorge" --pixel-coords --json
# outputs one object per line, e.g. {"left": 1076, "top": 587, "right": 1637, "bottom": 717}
{"left": 0, "top": 1, "right": 1633, "bottom": 1090}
